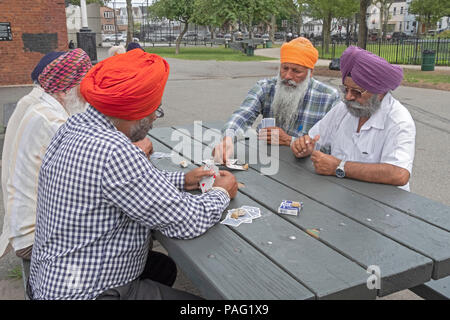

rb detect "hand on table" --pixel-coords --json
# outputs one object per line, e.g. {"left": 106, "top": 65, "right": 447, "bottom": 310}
{"left": 184, "top": 166, "right": 216, "bottom": 191}
{"left": 291, "top": 134, "right": 320, "bottom": 158}
{"left": 258, "top": 127, "right": 292, "bottom": 146}
{"left": 212, "top": 136, "right": 234, "bottom": 165}
{"left": 213, "top": 170, "right": 238, "bottom": 199}
{"left": 310, "top": 150, "right": 340, "bottom": 176}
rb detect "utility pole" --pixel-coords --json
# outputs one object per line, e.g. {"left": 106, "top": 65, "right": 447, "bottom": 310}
{"left": 77, "top": 0, "right": 97, "bottom": 63}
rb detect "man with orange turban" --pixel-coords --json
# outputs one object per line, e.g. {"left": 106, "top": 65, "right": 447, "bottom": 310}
{"left": 213, "top": 37, "right": 340, "bottom": 163}
{"left": 28, "top": 49, "right": 238, "bottom": 300}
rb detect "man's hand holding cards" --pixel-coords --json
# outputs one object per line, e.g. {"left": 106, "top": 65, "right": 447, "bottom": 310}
{"left": 199, "top": 161, "right": 220, "bottom": 193}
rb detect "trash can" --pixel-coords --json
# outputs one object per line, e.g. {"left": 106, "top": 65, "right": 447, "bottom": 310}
{"left": 421, "top": 49, "right": 436, "bottom": 71}
{"left": 246, "top": 45, "right": 255, "bottom": 56}
{"left": 266, "top": 40, "right": 272, "bottom": 48}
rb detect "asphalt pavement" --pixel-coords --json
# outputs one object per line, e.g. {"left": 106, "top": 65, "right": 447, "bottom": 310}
{"left": 1, "top": 46, "right": 449, "bottom": 300}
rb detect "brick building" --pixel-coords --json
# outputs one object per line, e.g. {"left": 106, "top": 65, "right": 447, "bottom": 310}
{"left": 0, "top": 0, "right": 68, "bottom": 86}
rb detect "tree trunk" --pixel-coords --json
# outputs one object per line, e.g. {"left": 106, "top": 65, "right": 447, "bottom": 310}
{"left": 323, "top": 12, "right": 332, "bottom": 54}
{"left": 269, "top": 14, "right": 276, "bottom": 42}
{"left": 176, "top": 22, "right": 189, "bottom": 55}
{"left": 358, "top": 0, "right": 370, "bottom": 49}
{"left": 297, "top": 14, "right": 302, "bottom": 37}
{"left": 126, "top": 0, "right": 134, "bottom": 47}
{"left": 380, "top": 4, "right": 385, "bottom": 39}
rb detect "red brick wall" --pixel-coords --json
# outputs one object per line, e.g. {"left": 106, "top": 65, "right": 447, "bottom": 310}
{"left": 0, "top": 0, "right": 68, "bottom": 86}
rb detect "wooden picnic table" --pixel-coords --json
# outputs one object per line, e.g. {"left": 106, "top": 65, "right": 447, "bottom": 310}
{"left": 147, "top": 121, "right": 450, "bottom": 300}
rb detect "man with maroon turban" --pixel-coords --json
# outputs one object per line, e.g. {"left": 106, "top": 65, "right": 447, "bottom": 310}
{"left": 28, "top": 49, "right": 238, "bottom": 300}
{"left": 213, "top": 37, "right": 340, "bottom": 164}
{"left": 291, "top": 46, "right": 415, "bottom": 191}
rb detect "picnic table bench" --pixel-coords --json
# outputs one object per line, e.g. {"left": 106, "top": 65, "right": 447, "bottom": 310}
{"left": 146, "top": 121, "right": 450, "bottom": 300}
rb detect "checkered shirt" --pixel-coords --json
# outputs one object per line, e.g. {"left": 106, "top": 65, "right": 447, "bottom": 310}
{"left": 222, "top": 77, "right": 340, "bottom": 137}
{"left": 28, "top": 106, "right": 229, "bottom": 300}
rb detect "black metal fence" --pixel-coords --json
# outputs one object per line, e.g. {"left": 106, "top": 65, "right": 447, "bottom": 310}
{"left": 312, "top": 38, "right": 450, "bottom": 66}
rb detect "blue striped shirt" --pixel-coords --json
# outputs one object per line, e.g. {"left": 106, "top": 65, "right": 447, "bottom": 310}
{"left": 222, "top": 77, "right": 340, "bottom": 137}
{"left": 28, "top": 106, "right": 229, "bottom": 300}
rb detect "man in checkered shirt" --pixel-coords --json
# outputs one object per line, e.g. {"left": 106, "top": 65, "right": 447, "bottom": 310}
{"left": 213, "top": 37, "right": 340, "bottom": 163}
{"left": 27, "top": 49, "right": 238, "bottom": 300}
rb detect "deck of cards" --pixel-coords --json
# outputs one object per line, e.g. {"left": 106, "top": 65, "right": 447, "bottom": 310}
{"left": 199, "top": 160, "right": 220, "bottom": 193}
{"left": 278, "top": 200, "right": 303, "bottom": 216}
{"left": 220, "top": 206, "right": 261, "bottom": 227}
{"left": 202, "top": 159, "right": 248, "bottom": 171}
{"left": 261, "top": 118, "right": 275, "bottom": 128}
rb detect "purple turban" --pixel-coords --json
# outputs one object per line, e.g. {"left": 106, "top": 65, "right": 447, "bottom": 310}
{"left": 340, "top": 46, "right": 403, "bottom": 94}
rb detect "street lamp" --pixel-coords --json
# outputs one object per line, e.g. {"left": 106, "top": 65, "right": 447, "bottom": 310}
{"left": 77, "top": 0, "right": 97, "bottom": 63}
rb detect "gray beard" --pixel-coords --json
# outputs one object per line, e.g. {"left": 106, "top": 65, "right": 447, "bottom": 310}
{"left": 63, "top": 87, "right": 88, "bottom": 116}
{"left": 344, "top": 94, "right": 382, "bottom": 118}
{"left": 129, "top": 117, "right": 153, "bottom": 142}
{"left": 271, "top": 71, "right": 310, "bottom": 132}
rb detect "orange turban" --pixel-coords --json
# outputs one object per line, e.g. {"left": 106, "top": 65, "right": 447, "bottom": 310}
{"left": 80, "top": 49, "right": 169, "bottom": 121}
{"left": 280, "top": 37, "right": 318, "bottom": 69}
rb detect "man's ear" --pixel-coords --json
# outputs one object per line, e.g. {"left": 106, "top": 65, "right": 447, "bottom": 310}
{"left": 310, "top": 68, "right": 314, "bottom": 77}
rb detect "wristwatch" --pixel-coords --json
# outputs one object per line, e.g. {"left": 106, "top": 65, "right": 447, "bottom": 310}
{"left": 336, "top": 160, "right": 346, "bottom": 178}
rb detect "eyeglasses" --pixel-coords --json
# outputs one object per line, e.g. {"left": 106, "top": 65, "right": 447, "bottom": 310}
{"left": 339, "top": 85, "right": 367, "bottom": 98}
{"left": 155, "top": 105, "right": 164, "bottom": 118}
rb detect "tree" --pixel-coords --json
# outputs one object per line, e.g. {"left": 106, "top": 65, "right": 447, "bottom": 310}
{"left": 126, "top": 0, "right": 134, "bottom": 46}
{"left": 149, "top": 0, "right": 195, "bottom": 54}
{"left": 373, "top": 0, "right": 394, "bottom": 40}
{"left": 409, "top": 0, "right": 450, "bottom": 34}
{"left": 358, "top": 0, "right": 371, "bottom": 48}
{"left": 306, "top": 0, "right": 359, "bottom": 54}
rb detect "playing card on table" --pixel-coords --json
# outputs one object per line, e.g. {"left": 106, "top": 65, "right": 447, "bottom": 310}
{"left": 240, "top": 206, "right": 261, "bottom": 219}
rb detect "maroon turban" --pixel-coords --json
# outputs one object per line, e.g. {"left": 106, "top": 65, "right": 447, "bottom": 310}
{"left": 340, "top": 46, "right": 403, "bottom": 94}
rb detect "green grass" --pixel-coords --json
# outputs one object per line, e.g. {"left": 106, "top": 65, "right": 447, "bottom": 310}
{"left": 7, "top": 265, "right": 22, "bottom": 280}
{"left": 144, "top": 46, "right": 278, "bottom": 62}
{"left": 403, "top": 69, "right": 450, "bottom": 84}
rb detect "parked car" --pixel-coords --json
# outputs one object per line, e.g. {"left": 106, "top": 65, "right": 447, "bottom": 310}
{"left": 391, "top": 32, "right": 408, "bottom": 41}
{"left": 262, "top": 33, "right": 270, "bottom": 40}
{"left": 234, "top": 31, "right": 244, "bottom": 41}
{"left": 224, "top": 33, "right": 232, "bottom": 39}
{"left": 274, "top": 32, "right": 285, "bottom": 40}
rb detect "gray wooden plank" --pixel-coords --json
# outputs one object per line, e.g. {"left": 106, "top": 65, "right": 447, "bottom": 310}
{"left": 156, "top": 126, "right": 434, "bottom": 296}
{"left": 149, "top": 140, "right": 314, "bottom": 300}
{"left": 149, "top": 130, "right": 376, "bottom": 299}
{"left": 200, "top": 120, "right": 450, "bottom": 233}
{"left": 410, "top": 276, "right": 450, "bottom": 300}
{"left": 186, "top": 122, "right": 450, "bottom": 280}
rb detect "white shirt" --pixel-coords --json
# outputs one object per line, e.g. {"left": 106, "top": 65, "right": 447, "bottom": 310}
{"left": 0, "top": 88, "right": 69, "bottom": 257}
{"left": 308, "top": 93, "right": 416, "bottom": 191}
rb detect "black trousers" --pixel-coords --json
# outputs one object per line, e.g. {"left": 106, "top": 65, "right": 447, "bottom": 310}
{"left": 96, "top": 250, "right": 203, "bottom": 300}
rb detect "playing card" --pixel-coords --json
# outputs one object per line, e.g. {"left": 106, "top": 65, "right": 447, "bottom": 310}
{"left": 227, "top": 208, "right": 253, "bottom": 223}
{"left": 150, "top": 152, "right": 172, "bottom": 160}
{"left": 261, "top": 118, "right": 275, "bottom": 128}
{"left": 240, "top": 206, "right": 261, "bottom": 219}
{"left": 199, "top": 162, "right": 219, "bottom": 193}
{"left": 220, "top": 217, "right": 242, "bottom": 227}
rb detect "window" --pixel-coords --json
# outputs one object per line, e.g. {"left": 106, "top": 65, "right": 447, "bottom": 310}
{"left": 103, "top": 11, "right": 113, "bottom": 19}
{"left": 393, "top": 7, "right": 396, "bottom": 15}
{"left": 103, "top": 24, "right": 114, "bottom": 31}
{"left": 399, "top": 22, "right": 402, "bottom": 31}
{"left": 400, "top": 7, "right": 403, "bottom": 14}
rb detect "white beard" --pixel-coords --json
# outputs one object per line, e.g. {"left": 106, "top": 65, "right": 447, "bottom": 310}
{"left": 271, "top": 70, "right": 311, "bottom": 132}
{"left": 63, "top": 87, "right": 88, "bottom": 116}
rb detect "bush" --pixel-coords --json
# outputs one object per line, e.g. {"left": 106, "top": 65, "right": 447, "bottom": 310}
{"left": 437, "top": 30, "right": 450, "bottom": 39}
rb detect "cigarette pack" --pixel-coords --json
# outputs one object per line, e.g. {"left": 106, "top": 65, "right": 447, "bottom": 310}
{"left": 278, "top": 200, "right": 303, "bottom": 216}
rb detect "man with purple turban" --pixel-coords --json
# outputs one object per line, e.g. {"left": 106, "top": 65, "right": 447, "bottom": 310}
{"left": 0, "top": 49, "right": 92, "bottom": 260}
{"left": 291, "top": 46, "right": 416, "bottom": 191}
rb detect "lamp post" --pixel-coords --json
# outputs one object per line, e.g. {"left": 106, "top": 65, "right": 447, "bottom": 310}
{"left": 77, "top": 0, "right": 98, "bottom": 63}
